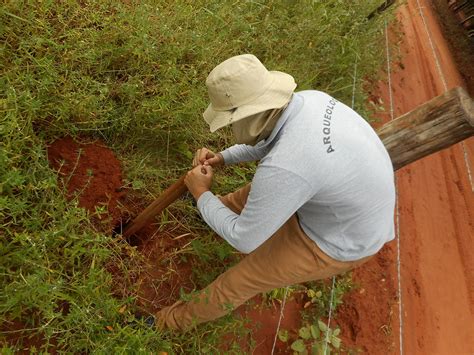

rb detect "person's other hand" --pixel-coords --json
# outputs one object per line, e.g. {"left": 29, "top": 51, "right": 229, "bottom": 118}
{"left": 185, "top": 164, "right": 213, "bottom": 200}
{"left": 192, "top": 147, "right": 224, "bottom": 168}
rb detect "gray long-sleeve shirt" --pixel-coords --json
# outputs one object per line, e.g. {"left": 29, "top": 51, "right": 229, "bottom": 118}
{"left": 197, "top": 91, "right": 396, "bottom": 261}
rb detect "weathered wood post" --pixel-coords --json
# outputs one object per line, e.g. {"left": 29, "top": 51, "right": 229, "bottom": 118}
{"left": 377, "top": 86, "right": 474, "bottom": 171}
{"left": 122, "top": 86, "right": 474, "bottom": 238}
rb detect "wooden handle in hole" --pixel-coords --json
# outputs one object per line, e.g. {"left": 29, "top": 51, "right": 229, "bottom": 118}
{"left": 122, "top": 173, "right": 188, "bottom": 239}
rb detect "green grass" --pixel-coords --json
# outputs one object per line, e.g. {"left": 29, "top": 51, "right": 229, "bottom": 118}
{"left": 1, "top": 0, "right": 394, "bottom": 352}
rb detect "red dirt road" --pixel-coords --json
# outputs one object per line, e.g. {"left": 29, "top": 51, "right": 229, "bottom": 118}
{"left": 392, "top": 1, "right": 474, "bottom": 353}
{"left": 337, "top": 0, "right": 474, "bottom": 354}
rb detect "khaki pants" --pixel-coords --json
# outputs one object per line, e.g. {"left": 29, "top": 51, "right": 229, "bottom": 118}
{"left": 156, "top": 184, "right": 372, "bottom": 330}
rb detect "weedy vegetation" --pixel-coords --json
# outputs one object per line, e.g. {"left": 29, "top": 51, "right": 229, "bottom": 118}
{"left": 1, "top": 0, "right": 394, "bottom": 353}
{"left": 278, "top": 319, "right": 342, "bottom": 355}
{"left": 270, "top": 274, "right": 353, "bottom": 354}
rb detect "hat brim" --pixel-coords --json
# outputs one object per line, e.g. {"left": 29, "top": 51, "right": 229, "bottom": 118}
{"left": 203, "top": 71, "right": 297, "bottom": 133}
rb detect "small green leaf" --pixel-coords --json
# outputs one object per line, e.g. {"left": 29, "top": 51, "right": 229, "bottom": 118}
{"left": 331, "top": 336, "right": 341, "bottom": 349}
{"left": 291, "top": 339, "right": 306, "bottom": 352}
{"left": 299, "top": 326, "right": 311, "bottom": 340}
{"left": 307, "top": 289, "right": 317, "bottom": 298}
{"left": 278, "top": 329, "right": 289, "bottom": 343}
{"left": 318, "top": 320, "right": 328, "bottom": 332}
{"left": 132, "top": 180, "right": 145, "bottom": 190}
{"left": 333, "top": 328, "right": 341, "bottom": 337}
{"left": 310, "top": 324, "right": 320, "bottom": 339}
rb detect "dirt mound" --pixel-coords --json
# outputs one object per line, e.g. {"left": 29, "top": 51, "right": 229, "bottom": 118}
{"left": 47, "top": 136, "right": 125, "bottom": 230}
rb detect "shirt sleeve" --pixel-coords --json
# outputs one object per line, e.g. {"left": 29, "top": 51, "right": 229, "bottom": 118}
{"left": 196, "top": 165, "right": 314, "bottom": 254}
{"left": 219, "top": 141, "right": 270, "bottom": 165}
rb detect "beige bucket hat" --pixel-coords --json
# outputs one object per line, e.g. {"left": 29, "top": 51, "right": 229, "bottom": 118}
{"left": 203, "top": 54, "right": 297, "bottom": 132}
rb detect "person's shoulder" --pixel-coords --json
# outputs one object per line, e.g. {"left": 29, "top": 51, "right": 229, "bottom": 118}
{"left": 295, "top": 89, "right": 329, "bottom": 98}
{"left": 295, "top": 90, "right": 334, "bottom": 106}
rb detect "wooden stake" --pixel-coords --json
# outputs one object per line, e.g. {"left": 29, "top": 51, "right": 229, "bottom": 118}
{"left": 122, "top": 174, "right": 187, "bottom": 239}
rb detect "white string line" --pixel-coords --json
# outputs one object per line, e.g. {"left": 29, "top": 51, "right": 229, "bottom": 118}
{"left": 271, "top": 286, "right": 289, "bottom": 355}
{"left": 415, "top": 1, "right": 448, "bottom": 91}
{"left": 415, "top": 0, "right": 474, "bottom": 192}
{"left": 385, "top": 20, "right": 394, "bottom": 121}
{"left": 461, "top": 142, "right": 474, "bottom": 192}
{"left": 385, "top": 19, "right": 404, "bottom": 355}
{"left": 351, "top": 61, "right": 358, "bottom": 109}
{"left": 323, "top": 276, "right": 336, "bottom": 355}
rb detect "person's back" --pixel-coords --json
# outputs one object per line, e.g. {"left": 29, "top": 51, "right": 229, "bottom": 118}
{"left": 262, "top": 90, "right": 396, "bottom": 261}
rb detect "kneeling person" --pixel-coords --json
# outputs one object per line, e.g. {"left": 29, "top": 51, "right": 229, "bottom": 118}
{"left": 156, "top": 54, "right": 396, "bottom": 330}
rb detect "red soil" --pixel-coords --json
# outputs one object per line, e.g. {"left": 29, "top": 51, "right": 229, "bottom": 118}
{"left": 235, "top": 294, "right": 306, "bottom": 354}
{"left": 133, "top": 223, "right": 195, "bottom": 313}
{"left": 0, "top": 320, "right": 57, "bottom": 354}
{"left": 47, "top": 136, "right": 125, "bottom": 230}
{"left": 335, "top": 247, "right": 398, "bottom": 354}
{"left": 46, "top": 136, "right": 207, "bottom": 325}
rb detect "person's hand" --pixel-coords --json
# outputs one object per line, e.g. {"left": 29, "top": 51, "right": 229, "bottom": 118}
{"left": 192, "top": 147, "right": 224, "bottom": 168}
{"left": 185, "top": 164, "right": 213, "bottom": 200}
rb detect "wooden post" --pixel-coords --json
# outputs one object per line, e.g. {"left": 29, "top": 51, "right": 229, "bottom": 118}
{"left": 122, "top": 174, "right": 187, "bottom": 239}
{"left": 377, "top": 86, "right": 474, "bottom": 171}
{"left": 122, "top": 86, "right": 474, "bottom": 238}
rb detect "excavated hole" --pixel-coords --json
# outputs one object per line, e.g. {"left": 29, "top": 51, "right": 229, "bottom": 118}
{"left": 112, "top": 219, "right": 142, "bottom": 247}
